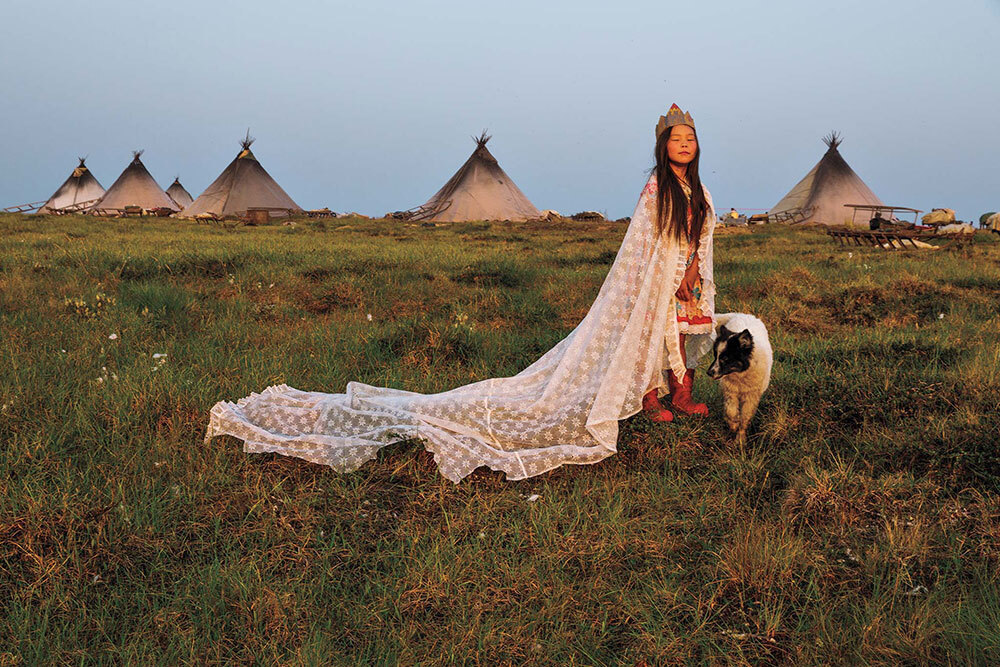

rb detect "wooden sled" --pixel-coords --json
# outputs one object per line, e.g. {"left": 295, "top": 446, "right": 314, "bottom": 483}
{"left": 827, "top": 228, "right": 970, "bottom": 251}
{"left": 3, "top": 201, "right": 46, "bottom": 213}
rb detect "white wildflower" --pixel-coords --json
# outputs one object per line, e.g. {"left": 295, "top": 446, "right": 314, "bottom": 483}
{"left": 268, "top": 283, "right": 274, "bottom": 288}
{"left": 152, "top": 353, "right": 167, "bottom": 359}
{"left": 366, "top": 313, "right": 373, "bottom": 321}
{"left": 526, "top": 494, "right": 541, "bottom": 502}
{"left": 938, "top": 313, "right": 944, "bottom": 319}
{"left": 904, "top": 585, "right": 928, "bottom": 596}
{"left": 477, "top": 531, "right": 486, "bottom": 539}
{"left": 92, "top": 574, "right": 101, "bottom": 584}
{"left": 60, "top": 349, "right": 66, "bottom": 353}
{"left": 108, "top": 333, "right": 118, "bottom": 340}
{"left": 96, "top": 376, "right": 104, "bottom": 384}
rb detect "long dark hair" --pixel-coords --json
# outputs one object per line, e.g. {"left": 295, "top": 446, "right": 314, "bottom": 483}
{"left": 654, "top": 125, "right": 708, "bottom": 242}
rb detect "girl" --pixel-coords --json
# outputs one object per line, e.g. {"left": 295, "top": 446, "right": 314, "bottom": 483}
{"left": 640, "top": 104, "right": 716, "bottom": 422}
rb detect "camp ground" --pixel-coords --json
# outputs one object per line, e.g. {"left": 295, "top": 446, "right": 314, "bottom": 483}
{"left": 8, "top": 130, "right": 992, "bottom": 234}
{"left": 2, "top": 126, "right": 995, "bottom": 254}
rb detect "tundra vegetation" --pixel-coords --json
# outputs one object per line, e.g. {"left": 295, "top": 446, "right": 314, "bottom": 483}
{"left": 2, "top": 213, "right": 999, "bottom": 664}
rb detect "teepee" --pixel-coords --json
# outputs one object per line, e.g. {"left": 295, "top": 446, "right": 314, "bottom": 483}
{"left": 93, "top": 151, "right": 180, "bottom": 213}
{"left": 415, "top": 132, "right": 541, "bottom": 222}
{"left": 165, "top": 178, "right": 194, "bottom": 209}
{"left": 769, "top": 132, "right": 882, "bottom": 225}
{"left": 180, "top": 133, "right": 301, "bottom": 218}
{"left": 37, "top": 158, "right": 105, "bottom": 214}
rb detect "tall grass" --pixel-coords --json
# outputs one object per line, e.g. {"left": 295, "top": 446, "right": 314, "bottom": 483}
{"left": 1, "top": 214, "right": 998, "bottom": 664}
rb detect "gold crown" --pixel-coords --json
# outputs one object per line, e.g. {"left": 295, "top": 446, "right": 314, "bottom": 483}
{"left": 656, "top": 103, "right": 695, "bottom": 139}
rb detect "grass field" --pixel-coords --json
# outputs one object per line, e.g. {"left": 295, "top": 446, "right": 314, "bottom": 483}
{"left": 2, "top": 213, "right": 999, "bottom": 665}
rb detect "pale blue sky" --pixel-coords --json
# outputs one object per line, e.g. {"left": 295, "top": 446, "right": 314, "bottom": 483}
{"left": 1, "top": 0, "right": 997, "bottom": 220}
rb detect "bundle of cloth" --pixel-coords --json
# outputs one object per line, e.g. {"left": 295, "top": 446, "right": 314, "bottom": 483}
{"left": 937, "top": 223, "right": 975, "bottom": 234}
{"left": 880, "top": 238, "right": 939, "bottom": 250}
{"left": 922, "top": 208, "right": 955, "bottom": 225}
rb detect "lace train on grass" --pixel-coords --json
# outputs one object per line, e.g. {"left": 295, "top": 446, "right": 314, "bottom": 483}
{"left": 205, "top": 175, "right": 716, "bottom": 482}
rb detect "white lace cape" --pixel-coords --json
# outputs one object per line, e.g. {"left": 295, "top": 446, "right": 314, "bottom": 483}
{"left": 205, "top": 175, "right": 716, "bottom": 482}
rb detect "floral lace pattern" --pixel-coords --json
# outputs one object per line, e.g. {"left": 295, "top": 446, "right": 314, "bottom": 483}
{"left": 205, "top": 174, "right": 716, "bottom": 482}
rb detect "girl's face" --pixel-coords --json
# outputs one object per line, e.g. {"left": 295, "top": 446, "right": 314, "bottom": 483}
{"left": 666, "top": 125, "right": 698, "bottom": 166}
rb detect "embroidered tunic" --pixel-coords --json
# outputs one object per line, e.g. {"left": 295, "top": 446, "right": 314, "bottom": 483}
{"left": 675, "top": 180, "right": 713, "bottom": 335}
{"left": 641, "top": 174, "right": 717, "bottom": 377}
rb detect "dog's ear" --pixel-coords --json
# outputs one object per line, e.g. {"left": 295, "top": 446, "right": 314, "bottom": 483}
{"left": 737, "top": 329, "right": 753, "bottom": 350}
{"left": 718, "top": 326, "right": 731, "bottom": 339}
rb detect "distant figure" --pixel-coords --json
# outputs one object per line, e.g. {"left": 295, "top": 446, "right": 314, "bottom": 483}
{"left": 869, "top": 210, "right": 883, "bottom": 230}
{"left": 729, "top": 207, "right": 739, "bottom": 219}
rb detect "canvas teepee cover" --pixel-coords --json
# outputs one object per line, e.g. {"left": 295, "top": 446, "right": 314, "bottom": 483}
{"left": 770, "top": 133, "right": 882, "bottom": 225}
{"left": 417, "top": 132, "right": 541, "bottom": 222}
{"left": 180, "top": 134, "right": 301, "bottom": 218}
{"left": 38, "top": 158, "right": 105, "bottom": 213}
{"left": 93, "top": 151, "right": 180, "bottom": 212}
{"left": 165, "top": 178, "right": 194, "bottom": 208}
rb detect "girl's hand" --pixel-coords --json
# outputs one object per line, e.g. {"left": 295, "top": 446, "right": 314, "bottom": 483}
{"left": 675, "top": 252, "right": 698, "bottom": 300}
{"left": 675, "top": 280, "right": 693, "bottom": 301}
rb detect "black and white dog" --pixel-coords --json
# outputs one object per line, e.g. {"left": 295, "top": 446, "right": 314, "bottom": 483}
{"left": 706, "top": 313, "right": 772, "bottom": 444}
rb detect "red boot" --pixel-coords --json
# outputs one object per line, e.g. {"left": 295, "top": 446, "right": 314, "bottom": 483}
{"left": 667, "top": 369, "right": 708, "bottom": 417}
{"left": 642, "top": 389, "right": 674, "bottom": 422}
